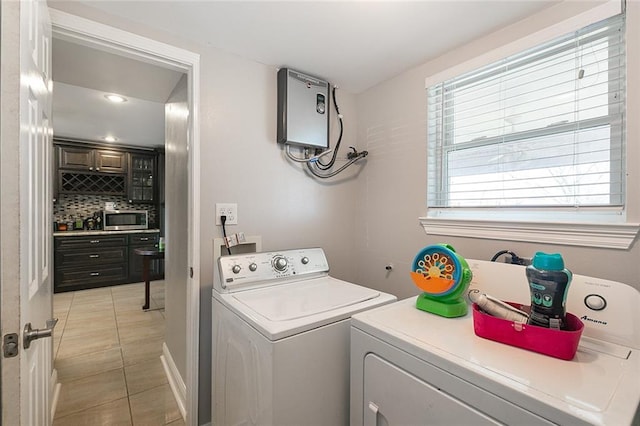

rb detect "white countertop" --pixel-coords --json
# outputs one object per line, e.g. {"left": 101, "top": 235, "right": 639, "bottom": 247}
{"left": 53, "top": 229, "right": 160, "bottom": 237}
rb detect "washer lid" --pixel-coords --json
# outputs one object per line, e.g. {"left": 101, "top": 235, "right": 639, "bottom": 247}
{"left": 218, "top": 276, "right": 397, "bottom": 340}
{"left": 233, "top": 276, "right": 380, "bottom": 321}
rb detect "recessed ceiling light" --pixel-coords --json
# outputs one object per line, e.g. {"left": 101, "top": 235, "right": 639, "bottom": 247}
{"left": 103, "top": 136, "right": 117, "bottom": 142}
{"left": 104, "top": 94, "right": 127, "bottom": 103}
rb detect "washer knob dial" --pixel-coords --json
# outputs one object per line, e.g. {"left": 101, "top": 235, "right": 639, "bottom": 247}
{"left": 585, "top": 294, "right": 607, "bottom": 311}
{"left": 301, "top": 256, "right": 309, "bottom": 265}
{"left": 249, "top": 263, "right": 258, "bottom": 272}
{"left": 273, "top": 256, "right": 288, "bottom": 272}
{"left": 232, "top": 265, "right": 241, "bottom": 274}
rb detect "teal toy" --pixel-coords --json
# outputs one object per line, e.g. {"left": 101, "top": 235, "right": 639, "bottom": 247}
{"left": 411, "top": 244, "right": 473, "bottom": 317}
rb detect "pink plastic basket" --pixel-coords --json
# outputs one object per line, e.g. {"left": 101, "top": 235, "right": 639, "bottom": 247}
{"left": 472, "top": 301, "right": 584, "bottom": 360}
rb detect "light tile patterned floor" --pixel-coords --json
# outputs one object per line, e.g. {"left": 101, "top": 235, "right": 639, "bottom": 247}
{"left": 53, "top": 281, "right": 185, "bottom": 426}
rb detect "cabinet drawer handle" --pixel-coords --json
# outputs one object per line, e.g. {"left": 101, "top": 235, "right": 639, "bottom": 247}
{"left": 89, "top": 272, "right": 100, "bottom": 276}
{"left": 89, "top": 166, "right": 94, "bottom": 171}
{"left": 139, "top": 238, "right": 149, "bottom": 241}
{"left": 89, "top": 254, "right": 100, "bottom": 258}
{"left": 90, "top": 240, "right": 100, "bottom": 244}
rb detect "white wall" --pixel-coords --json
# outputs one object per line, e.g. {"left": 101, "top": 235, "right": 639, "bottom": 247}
{"left": 164, "top": 74, "right": 189, "bottom": 380}
{"left": 0, "top": 1, "right": 28, "bottom": 421}
{"left": 197, "top": 46, "right": 361, "bottom": 423}
{"left": 354, "top": 1, "right": 640, "bottom": 302}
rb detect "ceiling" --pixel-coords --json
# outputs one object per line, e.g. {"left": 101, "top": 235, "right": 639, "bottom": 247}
{"left": 52, "top": 38, "right": 184, "bottom": 147}
{"left": 51, "top": 0, "right": 558, "bottom": 147}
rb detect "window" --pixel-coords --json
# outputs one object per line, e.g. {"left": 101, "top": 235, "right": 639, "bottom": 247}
{"left": 427, "top": 15, "right": 625, "bottom": 217}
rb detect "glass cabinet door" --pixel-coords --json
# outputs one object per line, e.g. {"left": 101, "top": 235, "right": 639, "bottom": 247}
{"left": 129, "top": 153, "right": 155, "bottom": 202}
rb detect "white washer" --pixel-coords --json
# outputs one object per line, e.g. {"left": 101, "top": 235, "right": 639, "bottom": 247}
{"left": 212, "top": 247, "right": 396, "bottom": 426}
{"left": 351, "top": 259, "right": 640, "bottom": 426}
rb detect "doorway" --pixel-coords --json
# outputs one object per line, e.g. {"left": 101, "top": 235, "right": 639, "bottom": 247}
{"left": 50, "top": 9, "right": 201, "bottom": 425}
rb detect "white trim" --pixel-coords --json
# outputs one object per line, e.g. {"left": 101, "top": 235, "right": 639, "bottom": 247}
{"left": 425, "top": 0, "right": 622, "bottom": 88}
{"left": 49, "top": 10, "right": 192, "bottom": 71}
{"left": 161, "top": 343, "right": 187, "bottom": 421}
{"left": 50, "top": 368, "right": 61, "bottom": 421}
{"left": 419, "top": 217, "right": 640, "bottom": 249}
{"left": 187, "top": 55, "right": 201, "bottom": 426}
{"left": 50, "top": 10, "right": 201, "bottom": 426}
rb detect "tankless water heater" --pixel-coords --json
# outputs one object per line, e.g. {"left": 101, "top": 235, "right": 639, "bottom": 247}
{"left": 277, "top": 68, "right": 329, "bottom": 149}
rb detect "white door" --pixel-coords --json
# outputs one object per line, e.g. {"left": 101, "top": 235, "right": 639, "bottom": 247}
{"left": 0, "top": 0, "right": 54, "bottom": 424}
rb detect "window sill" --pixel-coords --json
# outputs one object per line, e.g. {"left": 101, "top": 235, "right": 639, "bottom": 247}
{"left": 418, "top": 217, "right": 640, "bottom": 249}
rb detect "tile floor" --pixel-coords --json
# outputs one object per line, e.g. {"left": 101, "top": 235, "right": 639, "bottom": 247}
{"left": 53, "top": 281, "right": 184, "bottom": 426}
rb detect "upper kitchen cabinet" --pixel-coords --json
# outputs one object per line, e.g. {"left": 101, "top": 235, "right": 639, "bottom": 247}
{"left": 58, "top": 145, "right": 127, "bottom": 173}
{"left": 128, "top": 152, "right": 157, "bottom": 203}
{"left": 95, "top": 150, "right": 128, "bottom": 173}
{"left": 54, "top": 140, "right": 158, "bottom": 198}
{"left": 55, "top": 141, "right": 127, "bottom": 196}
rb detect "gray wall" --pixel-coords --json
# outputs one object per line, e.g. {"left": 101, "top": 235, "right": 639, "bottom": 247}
{"left": 353, "top": 1, "right": 640, "bottom": 302}
{"left": 164, "top": 74, "right": 189, "bottom": 380}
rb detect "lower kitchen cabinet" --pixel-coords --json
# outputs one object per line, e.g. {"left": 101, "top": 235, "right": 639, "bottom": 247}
{"left": 55, "top": 264, "right": 129, "bottom": 292}
{"left": 54, "top": 235, "right": 129, "bottom": 292}
{"left": 54, "top": 232, "right": 163, "bottom": 293}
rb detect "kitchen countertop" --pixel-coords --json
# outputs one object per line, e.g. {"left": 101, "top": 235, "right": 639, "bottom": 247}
{"left": 53, "top": 229, "right": 161, "bottom": 237}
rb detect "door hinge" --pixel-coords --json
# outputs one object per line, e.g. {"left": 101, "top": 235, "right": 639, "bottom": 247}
{"left": 190, "top": 267, "right": 194, "bottom": 278}
{"left": 3, "top": 333, "right": 19, "bottom": 358}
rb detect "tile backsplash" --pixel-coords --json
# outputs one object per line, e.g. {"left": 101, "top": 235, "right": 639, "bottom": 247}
{"left": 54, "top": 194, "right": 157, "bottom": 228}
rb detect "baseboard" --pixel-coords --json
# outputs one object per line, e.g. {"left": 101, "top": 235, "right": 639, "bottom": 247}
{"left": 161, "top": 342, "right": 187, "bottom": 421}
{"left": 50, "top": 368, "right": 62, "bottom": 421}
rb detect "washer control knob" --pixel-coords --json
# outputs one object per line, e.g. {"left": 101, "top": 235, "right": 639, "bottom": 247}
{"left": 301, "top": 256, "right": 309, "bottom": 265}
{"left": 584, "top": 294, "right": 607, "bottom": 311}
{"left": 249, "top": 263, "right": 258, "bottom": 272}
{"left": 273, "top": 256, "right": 288, "bottom": 272}
{"left": 232, "top": 265, "right": 241, "bottom": 274}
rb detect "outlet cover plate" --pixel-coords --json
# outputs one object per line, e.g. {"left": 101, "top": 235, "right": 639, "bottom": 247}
{"left": 215, "top": 203, "right": 238, "bottom": 225}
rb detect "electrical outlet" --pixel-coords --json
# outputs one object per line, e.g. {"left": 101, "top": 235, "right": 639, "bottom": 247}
{"left": 505, "top": 255, "right": 531, "bottom": 266}
{"left": 215, "top": 203, "right": 238, "bottom": 225}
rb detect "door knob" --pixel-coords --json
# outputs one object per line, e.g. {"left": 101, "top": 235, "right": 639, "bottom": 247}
{"left": 23, "top": 318, "right": 58, "bottom": 349}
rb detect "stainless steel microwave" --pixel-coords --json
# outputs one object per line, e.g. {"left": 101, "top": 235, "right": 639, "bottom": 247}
{"left": 103, "top": 210, "right": 148, "bottom": 231}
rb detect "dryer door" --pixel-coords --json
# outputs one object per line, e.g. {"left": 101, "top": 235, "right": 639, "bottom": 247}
{"left": 363, "top": 354, "right": 499, "bottom": 426}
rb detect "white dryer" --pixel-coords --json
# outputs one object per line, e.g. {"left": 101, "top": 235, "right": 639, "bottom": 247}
{"left": 212, "top": 247, "right": 396, "bottom": 426}
{"left": 351, "top": 260, "right": 640, "bottom": 425}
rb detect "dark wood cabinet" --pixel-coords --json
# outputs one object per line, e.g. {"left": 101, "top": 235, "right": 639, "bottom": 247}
{"left": 58, "top": 146, "right": 93, "bottom": 171}
{"left": 95, "top": 150, "right": 127, "bottom": 173}
{"left": 53, "top": 140, "right": 161, "bottom": 199}
{"left": 55, "top": 142, "right": 128, "bottom": 196}
{"left": 54, "top": 235, "right": 129, "bottom": 292}
{"left": 57, "top": 145, "right": 127, "bottom": 173}
{"left": 128, "top": 153, "right": 156, "bottom": 203}
{"left": 54, "top": 232, "right": 163, "bottom": 293}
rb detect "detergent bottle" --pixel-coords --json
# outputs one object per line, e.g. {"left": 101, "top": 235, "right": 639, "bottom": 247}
{"left": 526, "top": 252, "right": 572, "bottom": 330}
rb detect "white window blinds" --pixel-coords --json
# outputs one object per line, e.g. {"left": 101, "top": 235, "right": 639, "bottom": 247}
{"left": 427, "top": 14, "right": 626, "bottom": 211}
